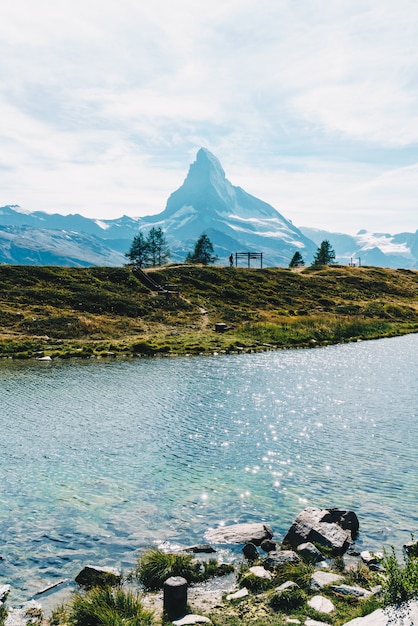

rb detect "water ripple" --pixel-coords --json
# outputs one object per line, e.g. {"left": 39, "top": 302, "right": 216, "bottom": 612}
{"left": 1, "top": 334, "right": 417, "bottom": 602}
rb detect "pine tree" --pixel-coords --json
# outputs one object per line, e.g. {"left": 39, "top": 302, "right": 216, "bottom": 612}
{"left": 146, "top": 227, "right": 170, "bottom": 267}
{"left": 186, "top": 233, "right": 218, "bottom": 265}
{"left": 125, "top": 232, "right": 149, "bottom": 268}
{"left": 289, "top": 251, "right": 305, "bottom": 268}
{"left": 312, "top": 240, "right": 336, "bottom": 266}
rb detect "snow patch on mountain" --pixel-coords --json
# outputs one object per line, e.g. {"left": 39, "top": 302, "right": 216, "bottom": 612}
{"left": 95, "top": 220, "right": 111, "bottom": 230}
{"left": 356, "top": 231, "right": 410, "bottom": 254}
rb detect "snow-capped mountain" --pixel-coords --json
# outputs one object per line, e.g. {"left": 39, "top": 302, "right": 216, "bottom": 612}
{"left": 300, "top": 227, "right": 418, "bottom": 269}
{"left": 138, "top": 148, "right": 317, "bottom": 264}
{"left": 0, "top": 149, "right": 417, "bottom": 267}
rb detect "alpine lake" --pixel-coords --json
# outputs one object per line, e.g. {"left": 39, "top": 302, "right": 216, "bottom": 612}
{"left": 1, "top": 333, "right": 417, "bottom": 604}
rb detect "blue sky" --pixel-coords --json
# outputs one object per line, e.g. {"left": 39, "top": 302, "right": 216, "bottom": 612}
{"left": 1, "top": 0, "right": 417, "bottom": 234}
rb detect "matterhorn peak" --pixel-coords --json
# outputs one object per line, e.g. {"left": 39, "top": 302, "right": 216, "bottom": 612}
{"left": 183, "top": 148, "right": 227, "bottom": 196}
{"left": 193, "top": 147, "right": 226, "bottom": 179}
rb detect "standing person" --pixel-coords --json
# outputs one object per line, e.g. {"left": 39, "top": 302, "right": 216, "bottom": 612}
{"left": 229, "top": 253, "right": 234, "bottom": 267}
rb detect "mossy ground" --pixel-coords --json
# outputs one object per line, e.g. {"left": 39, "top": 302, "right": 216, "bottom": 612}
{"left": 0, "top": 264, "right": 417, "bottom": 359}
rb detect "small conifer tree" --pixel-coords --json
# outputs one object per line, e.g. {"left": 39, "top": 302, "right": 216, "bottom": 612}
{"left": 186, "top": 233, "right": 218, "bottom": 265}
{"left": 289, "top": 251, "right": 305, "bottom": 268}
{"left": 312, "top": 240, "right": 336, "bottom": 266}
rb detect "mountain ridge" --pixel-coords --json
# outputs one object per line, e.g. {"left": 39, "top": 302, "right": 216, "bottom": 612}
{"left": 0, "top": 149, "right": 417, "bottom": 268}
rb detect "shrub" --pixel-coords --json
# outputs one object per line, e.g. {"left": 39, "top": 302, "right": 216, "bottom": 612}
{"left": 0, "top": 604, "right": 7, "bottom": 626}
{"left": 272, "top": 562, "right": 314, "bottom": 592}
{"left": 60, "top": 586, "right": 154, "bottom": 626}
{"left": 268, "top": 587, "right": 306, "bottom": 612}
{"left": 136, "top": 548, "right": 198, "bottom": 590}
{"left": 382, "top": 546, "right": 418, "bottom": 606}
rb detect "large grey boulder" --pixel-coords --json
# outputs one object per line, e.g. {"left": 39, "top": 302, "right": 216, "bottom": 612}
{"left": 206, "top": 523, "right": 273, "bottom": 546}
{"left": 283, "top": 508, "right": 358, "bottom": 555}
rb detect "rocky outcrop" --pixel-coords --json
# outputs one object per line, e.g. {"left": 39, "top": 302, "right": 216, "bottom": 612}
{"left": 283, "top": 507, "right": 359, "bottom": 555}
{"left": 205, "top": 522, "right": 273, "bottom": 546}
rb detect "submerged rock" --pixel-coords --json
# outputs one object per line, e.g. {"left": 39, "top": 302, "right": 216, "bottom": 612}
{"left": 205, "top": 522, "right": 273, "bottom": 546}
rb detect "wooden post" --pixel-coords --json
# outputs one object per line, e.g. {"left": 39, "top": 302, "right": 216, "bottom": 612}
{"left": 163, "top": 576, "right": 188, "bottom": 620}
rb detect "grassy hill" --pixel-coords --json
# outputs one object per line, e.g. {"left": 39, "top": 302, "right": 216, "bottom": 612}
{"left": 0, "top": 264, "right": 417, "bottom": 359}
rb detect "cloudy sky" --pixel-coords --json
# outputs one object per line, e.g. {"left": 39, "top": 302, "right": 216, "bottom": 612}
{"left": 1, "top": 0, "right": 417, "bottom": 234}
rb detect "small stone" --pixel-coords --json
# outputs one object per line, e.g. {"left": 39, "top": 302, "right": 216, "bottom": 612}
{"left": 75, "top": 565, "right": 122, "bottom": 588}
{"left": 0, "top": 586, "right": 10, "bottom": 603}
{"left": 297, "top": 542, "right": 324, "bottom": 563}
{"left": 404, "top": 540, "right": 418, "bottom": 557}
{"left": 310, "top": 571, "right": 343, "bottom": 590}
{"left": 331, "top": 584, "right": 372, "bottom": 598}
{"left": 248, "top": 566, "right": 272, "bottom": 580}
{"left": 308, "top": 595, "right": 335, "bottom": 614}
{"left": 226, "top": 588, "right": 249, "bottom": 601}
{"left": 184, "top": 545, "right": 216, "bottom": 554}
{"left": 243, "top": 542, "right": 259, "bottom": 560}
{"left": 264, "top": 550, "right": 301, "bottom": 570}
{"left": 360, "top": 550, "right": 382, "bottom": 566}
{"left": 275, "top": 580, "right": 299, "bottom": 592}
{"left": 172, "top": 615, "right": 212, "bottom": 625}
{"left": 260, "top": 539, "right": 276, "bottom": 553}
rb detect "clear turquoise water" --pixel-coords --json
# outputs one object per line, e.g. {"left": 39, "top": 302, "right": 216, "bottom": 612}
{"left": 1, "top": 334, "right": 417, "bottom": 602}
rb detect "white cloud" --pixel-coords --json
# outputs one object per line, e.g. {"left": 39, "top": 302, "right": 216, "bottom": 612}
{"left": 0, "top": 0, "right": 417, "bottom": 233}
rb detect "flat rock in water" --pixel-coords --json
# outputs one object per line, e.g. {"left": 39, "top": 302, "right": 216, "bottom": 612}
{"left": 184, "top": 545, "right": 216, "bottom": 554}
{"left": 205, "top": 523, "right": 273, "bottom": 546}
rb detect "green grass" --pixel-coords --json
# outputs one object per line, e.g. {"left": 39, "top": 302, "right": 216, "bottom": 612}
{"left": 135, "top": 548, "right": 226, "bottom": 591}
{"left": 51, "top": 587, "right": 155, "bottom": 626}
{"left": 0, "top": 264, "right": 417, "bottom": 358}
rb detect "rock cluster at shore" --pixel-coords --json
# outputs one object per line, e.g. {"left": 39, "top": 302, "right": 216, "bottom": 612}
{"left": 2, "top": 507, "right": 418, "bottom": 626}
